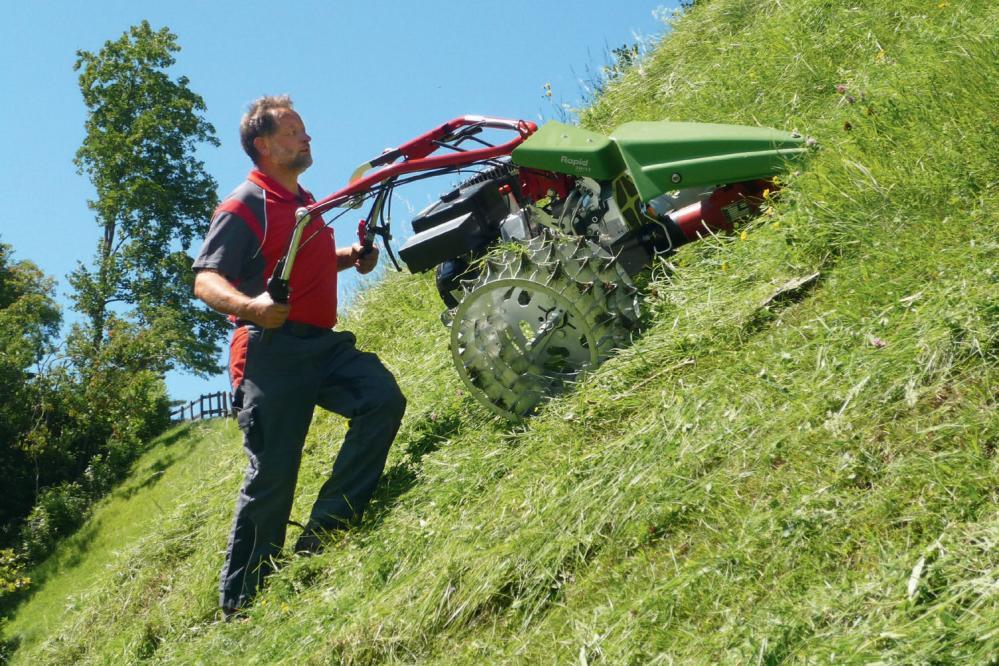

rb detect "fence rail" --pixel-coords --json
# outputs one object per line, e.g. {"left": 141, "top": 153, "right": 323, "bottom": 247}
{"left": 170, "top": 391, "right": 233, "bottom": 421}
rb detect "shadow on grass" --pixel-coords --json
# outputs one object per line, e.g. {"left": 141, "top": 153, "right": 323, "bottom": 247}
{"left": 114, "top": 428, "right": 201, "bottom": 501}
{"left": 0, "top": 633, "right": 20, "bottom": 663}
{"left": 0, "top": 517, "right": 102, "bottom": 619}
{"left": 1, "top": 421, "right": 210, "bottom": 625}
{"left": 362, "top": 409, "right": 465, "bottom": 530}
{"left": 156, "top": 422, "right": 200, "bottom": 449}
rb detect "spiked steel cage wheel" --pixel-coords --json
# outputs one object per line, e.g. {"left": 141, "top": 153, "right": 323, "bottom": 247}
{"left": 450, "top": 233, "right": 639, "bottom": 420}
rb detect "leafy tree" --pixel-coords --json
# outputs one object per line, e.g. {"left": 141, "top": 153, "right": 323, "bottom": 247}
{"left": 70, "top": 20, "right": 224, "bottom": 375}
{"left": 0, "top": 245, "right": 171, "bottom": 549}
{"left": 0, "top": 242, "right": 61, "bottom": 530}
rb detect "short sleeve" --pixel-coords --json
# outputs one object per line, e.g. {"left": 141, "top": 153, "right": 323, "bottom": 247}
{"left": 192, "top": 211, "right": 259, "bottom": 282}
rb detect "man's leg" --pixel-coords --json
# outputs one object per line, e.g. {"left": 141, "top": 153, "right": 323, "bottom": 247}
{"left": 303, "top": 331, "right": 406, "bottom": 539}
{"left": 220, "top": 337, "right": 317, "bottom": 611}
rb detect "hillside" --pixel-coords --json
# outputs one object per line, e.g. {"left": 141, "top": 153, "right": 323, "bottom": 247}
{"left": 3, "top": 0, "right": 996, "bottom": 662}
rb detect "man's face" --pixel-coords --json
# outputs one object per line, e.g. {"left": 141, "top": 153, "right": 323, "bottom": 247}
{"left": 257, "top": 109, "right": 313, "bottom": 174}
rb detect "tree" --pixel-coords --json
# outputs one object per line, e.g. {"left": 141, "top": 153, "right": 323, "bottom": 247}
{"left": 0, "top": 240, "right": 171, "bottom": 549}
{"left": 70, "top": 21, "right": 225, "bottom": 375}
{"left": 0, "top": 241, "right": 61, "bottom": 530}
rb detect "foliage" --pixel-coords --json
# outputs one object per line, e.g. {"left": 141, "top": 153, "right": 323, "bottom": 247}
{"left": 3, "top": 1, "right": 998, "bottom": 663}
{"left": 70, "top": 20, "right": 224, "bottom": 375}
{"left": 0, "top": 551, "right": 30, "bottom": 597}
{"left": 0, "top": 242, "right": 62, "bottom": 532}
{"left": 2, "top": 21, "right": 214, "bottom": 619}
{"left": 0, "top": 243, "right": 170, "bottom": 564}
{"left": 18, "top": 484, "right": 90, "bottom": 563}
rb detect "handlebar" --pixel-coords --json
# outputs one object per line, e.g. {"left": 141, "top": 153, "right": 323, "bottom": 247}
{"left": 267, "top": 116, "right": 537, "bottom": 317}
{"left": 309, "top": 115, "right": 537, "bottom": 218}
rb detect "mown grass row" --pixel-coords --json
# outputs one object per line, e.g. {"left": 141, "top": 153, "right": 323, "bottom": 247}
{"left": 5, "top": 0, "right": 996, "bottom": 662}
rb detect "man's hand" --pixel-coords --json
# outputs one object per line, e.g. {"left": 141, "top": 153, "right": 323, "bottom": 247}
{"left": 351, "top": 242, "right": 379, "bottom": 274}
{"left": 241, "top": 291, "right": 290, "bottom": 329}
{"left": 193, "top": 269, "right": 292, "bottom": 329}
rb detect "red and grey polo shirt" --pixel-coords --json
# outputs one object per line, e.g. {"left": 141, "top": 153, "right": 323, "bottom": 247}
{"left": 193, "top": 169, "right": 339, "bottom": 329}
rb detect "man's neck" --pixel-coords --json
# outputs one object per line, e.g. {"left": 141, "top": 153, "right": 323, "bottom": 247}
{"left": 256, "top": 164, "right": 300, "bottom": 197}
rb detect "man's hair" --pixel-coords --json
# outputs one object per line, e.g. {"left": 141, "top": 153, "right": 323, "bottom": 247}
{"left": 240, "top": 95, "right": 295, "bottom": 164}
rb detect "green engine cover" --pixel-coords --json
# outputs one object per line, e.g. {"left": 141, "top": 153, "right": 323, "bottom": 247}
{"left": 513, "top": 120, "right": 808, "bottom": 202}
{"left": 511, "top": 122, "right": 626, "bottom": 180}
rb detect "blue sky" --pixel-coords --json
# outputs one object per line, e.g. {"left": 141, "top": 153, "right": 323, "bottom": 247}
{"left": 0, "top": 0, "right": 673, "bottom": 401}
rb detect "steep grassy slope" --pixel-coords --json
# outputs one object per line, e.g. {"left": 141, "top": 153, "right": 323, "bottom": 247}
{"left": 4, "top": 0, "right": 996, "bottom": 662}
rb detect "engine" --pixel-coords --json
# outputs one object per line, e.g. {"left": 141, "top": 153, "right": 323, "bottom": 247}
{"left": 396, "top": 160, "right": 759, "bottom": 311}
{"left": 397, "top": 165, "right": 547, "bottom": 307}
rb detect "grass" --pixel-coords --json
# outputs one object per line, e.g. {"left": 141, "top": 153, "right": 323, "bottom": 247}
{"left": 3, "top": 0, "right": 997, "bottom": 662}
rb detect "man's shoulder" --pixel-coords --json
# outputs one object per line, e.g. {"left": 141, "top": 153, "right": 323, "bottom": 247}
{"left": 213, "top": 178, "right": 268, "bottom": 239}
{"left": 221, "top": 178, "right": 267, "bottom": 207}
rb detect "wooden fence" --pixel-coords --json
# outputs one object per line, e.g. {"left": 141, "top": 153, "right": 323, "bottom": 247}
{"left": 170, "top": 391, "right": 233, "bottom": 422}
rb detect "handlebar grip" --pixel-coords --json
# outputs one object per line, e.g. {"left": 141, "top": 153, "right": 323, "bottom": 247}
{"left": 266, "top": 275, "right": 290, "bottom": 304}
{"left": 357, "top": 219, "right": 374, "bottom": 258}
{"left": 261, "top": 275, "right": 290, "bottom": 344}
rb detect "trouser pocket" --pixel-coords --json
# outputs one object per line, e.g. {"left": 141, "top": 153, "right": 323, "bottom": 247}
{"left": 236, "top": 405, "right": 265, "bottom": 461}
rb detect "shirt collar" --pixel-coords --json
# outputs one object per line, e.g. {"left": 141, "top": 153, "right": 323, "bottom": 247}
{"left": 248, "top": 168, "right": 314, "bottom": 204}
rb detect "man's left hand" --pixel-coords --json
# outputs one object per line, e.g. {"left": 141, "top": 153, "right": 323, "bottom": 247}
{"left": 352, "top": 242, "right": 379, "bottom": 274}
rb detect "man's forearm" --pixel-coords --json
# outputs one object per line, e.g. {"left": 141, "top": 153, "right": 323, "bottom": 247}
{"left": 336, "top": 245, "right": 359, "bottom": 272}
{"left": 194, "top": 269, "right": 291, "bottom": 329}
{"left": 337, "top": 242, "right": 379, "bottom": 274}
{"left": 194, "top": 269, "right": 252, "bottom": 319}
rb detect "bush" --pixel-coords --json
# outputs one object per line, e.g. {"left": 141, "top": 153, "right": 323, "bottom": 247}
{"left": 82, "top": 454, "right": 116, "bottom": 497}
{"left": 19, "top": 483, "right": 90, "bottom": 562}
{"left": 0, "top": 549, "right": 30, "bottom": 598}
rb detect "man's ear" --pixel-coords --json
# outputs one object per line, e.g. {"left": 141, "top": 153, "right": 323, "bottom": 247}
{"left": 253, "top": 135, "right": 269, "bottom": 160}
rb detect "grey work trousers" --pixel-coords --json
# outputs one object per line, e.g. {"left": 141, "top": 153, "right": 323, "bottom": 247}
{"left": 220, "top": 324, "right": 406, "bottom": 611}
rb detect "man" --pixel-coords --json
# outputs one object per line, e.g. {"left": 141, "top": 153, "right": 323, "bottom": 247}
{"left": 192, "top": 95, "right": 406, "bottom": 616}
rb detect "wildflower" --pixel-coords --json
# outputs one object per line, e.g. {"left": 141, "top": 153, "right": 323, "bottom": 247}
{"left": 543, "top": 82, "right": 552, "bottom": 98}
{"left": 875, "top": 50, "right": 886, "bottom": 61}
{"left": 869, "top": 336, "right": 887, "bottom": 349}
{"left": 836, "top": 84, "right": 848, "bottom": 94}
{"left": 740, "top": 230, "right": 748, "bottom": 241}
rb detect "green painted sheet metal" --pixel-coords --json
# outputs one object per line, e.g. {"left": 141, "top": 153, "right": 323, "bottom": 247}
{"left": 611, "top": 121, "right": 807, "bottom": 200}
{"left": 512, "top": 121, "right": 626, "bottom": 180}
{"left": 513, "top": 120, "right": 807, "bottom": 202}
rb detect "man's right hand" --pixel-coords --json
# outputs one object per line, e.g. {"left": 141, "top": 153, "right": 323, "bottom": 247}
{"left": 242, "top": 291, "right": 291, "bottom": 329}
{"left": 194, "top": 269, "right": 291, "bottom": 329}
